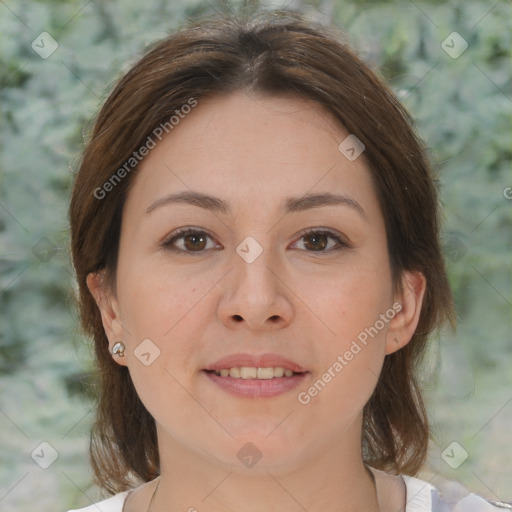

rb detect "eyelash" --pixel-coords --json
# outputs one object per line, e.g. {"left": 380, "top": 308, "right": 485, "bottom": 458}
{"left": 161, "top": 227, "right": 350, "bottom": 255}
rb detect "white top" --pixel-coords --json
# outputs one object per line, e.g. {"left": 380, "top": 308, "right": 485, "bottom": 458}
{"left": 66, "top": 475, "right": 511, "bottom": 511}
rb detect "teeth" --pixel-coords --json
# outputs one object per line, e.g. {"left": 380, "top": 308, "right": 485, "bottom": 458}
{"left": 240, "top": 367, "right": 257, "bottom": 379}
{"left": 212, "top": 366, "right": 299, "bottom": 379}
{"left": 274, "top": 367, "right": 285, "bottom": 378}
{"left": 257, "top": 367, "right": 273, "bottom": 379}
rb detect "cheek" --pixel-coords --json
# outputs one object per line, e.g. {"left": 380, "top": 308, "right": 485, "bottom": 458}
{"left": 297, "top": 277, "right": 389, "bottom": 423}
{"left": 117, "top": 259, "right": 213, "bottom": 340}
{"left": 297, "top": 259, "right": 391, "bottom": 406}
{"left": 115, "top": 262, "right": 217, "bottom": 400}
{"left": 115, "top": 269, "right": 207, "bottom": 431}
{"left": 302, "top": 262, "right": 392, "bottom": 345}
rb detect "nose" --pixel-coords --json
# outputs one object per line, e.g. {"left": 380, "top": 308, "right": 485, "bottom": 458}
{"left": 216, "top": 239, "right": 294, "bottom": 331}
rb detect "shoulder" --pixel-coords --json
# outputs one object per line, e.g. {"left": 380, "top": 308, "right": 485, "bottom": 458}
{"left": 65, "top": 490, "right": 129, "bottom": 512}
{"left": 402, "top": 474, "right": 512, "bottom": 512}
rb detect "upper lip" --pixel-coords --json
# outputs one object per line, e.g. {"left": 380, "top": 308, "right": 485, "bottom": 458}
{"left": 203, "top": 353, "right": 309, "bottom": 373}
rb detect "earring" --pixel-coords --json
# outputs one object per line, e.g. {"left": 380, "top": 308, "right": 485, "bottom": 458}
{"left": 112, "top": 341, "right": 126, "bottom": 357}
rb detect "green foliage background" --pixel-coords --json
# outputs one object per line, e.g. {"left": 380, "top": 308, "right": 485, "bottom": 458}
{"left": 0, "top": 0, "right": 510, "bottom": 510}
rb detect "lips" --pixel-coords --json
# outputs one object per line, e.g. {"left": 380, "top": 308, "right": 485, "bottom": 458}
{"left": 203, "top": 353, "right": 309, "bottom": 373}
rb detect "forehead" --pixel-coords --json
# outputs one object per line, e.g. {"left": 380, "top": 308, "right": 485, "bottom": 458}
{"left": 125, "top": 91, "right": 380, "bottom": 221}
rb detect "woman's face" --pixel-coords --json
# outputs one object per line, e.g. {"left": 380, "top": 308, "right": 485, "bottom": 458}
{"left": 89, "top": 91, "right": 425, "bottom": 474}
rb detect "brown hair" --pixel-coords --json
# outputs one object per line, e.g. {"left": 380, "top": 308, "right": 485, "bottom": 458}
{"left": 69, "top": 8, "right": 456, "bottom": 494}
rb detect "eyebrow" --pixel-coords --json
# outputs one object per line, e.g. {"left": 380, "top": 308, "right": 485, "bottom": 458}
{"left": 145, "top": 190, "right": 368, "bottom": 221}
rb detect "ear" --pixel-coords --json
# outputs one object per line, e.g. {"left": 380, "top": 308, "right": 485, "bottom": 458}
{"left": 86, "top": 271, "right": 127, "bottom": 366}
{"left": 385, "top": 270, "right": 426, "bottom": 355}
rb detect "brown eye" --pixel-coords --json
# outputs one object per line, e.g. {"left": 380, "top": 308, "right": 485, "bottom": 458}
{"left": 162, "top": 227, "right": 349, "bottom": 255}
{"left": 293, "top": 229, "right": 349, "bottom": 253}
{"left": 303, "top": 232, "right": 329, "bottom": 251}
{"left": 163, "top": 228, "right": 218, "bottom": 254}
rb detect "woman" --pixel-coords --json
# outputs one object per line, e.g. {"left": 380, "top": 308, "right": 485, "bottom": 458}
{"left": 67, "top": 8, "right": 508, "bottom": 512}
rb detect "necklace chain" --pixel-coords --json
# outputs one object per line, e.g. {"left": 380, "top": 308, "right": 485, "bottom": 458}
{"left": 146, "top": 466, "right": 378, "bottom": 512}
{"left": 147, "top": 478, "right": 160, "bottom": 512}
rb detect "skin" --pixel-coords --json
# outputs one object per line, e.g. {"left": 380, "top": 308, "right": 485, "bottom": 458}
{"left": 88, "top": 91, "right": 426, "bottom": 512}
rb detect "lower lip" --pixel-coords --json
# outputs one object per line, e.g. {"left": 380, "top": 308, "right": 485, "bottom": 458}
{"left": 202, "top": 370, "right": 309, "bottom": 398}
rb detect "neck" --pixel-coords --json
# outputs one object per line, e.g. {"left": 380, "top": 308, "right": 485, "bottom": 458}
{"left": 149, "top": 423, "right": 380, "bottom": 512}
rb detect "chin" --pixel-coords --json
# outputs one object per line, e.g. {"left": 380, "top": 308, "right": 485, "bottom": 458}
{"left": 203, "top": 434, "right": 309, "bottom": 475}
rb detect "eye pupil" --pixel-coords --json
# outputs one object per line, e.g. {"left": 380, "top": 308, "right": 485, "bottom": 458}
{"left": 184, "top": 233, "right": 207, "bottom": 251}
{"left": 304, "top": 233, "right": 328, "bottom": 251}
